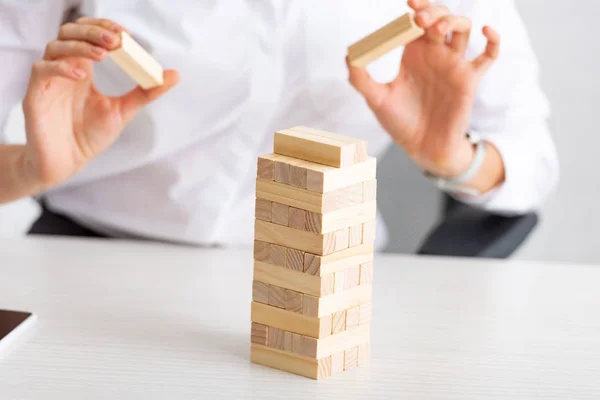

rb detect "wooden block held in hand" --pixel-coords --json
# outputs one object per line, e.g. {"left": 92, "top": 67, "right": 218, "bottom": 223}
{"left": 251, "top": 322, "right": 268, "bottom": 346}
{"left": 252, "top": 280, "right": 269, "bottom": 304}
{"left": 348, "top": 13, "right": 425, "bottom": 67}
{"left": 255, "top": 199, "right": 272, "bottom": 222}
{"left": 108, "top": 31, "right": 164, "bottom": 89}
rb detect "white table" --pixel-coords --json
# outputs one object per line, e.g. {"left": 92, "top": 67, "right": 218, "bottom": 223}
{"left": 1, "top": 237, "right": 599, "bottom": 399}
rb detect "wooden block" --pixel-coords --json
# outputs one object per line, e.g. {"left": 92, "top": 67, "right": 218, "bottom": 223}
{"left": 345, "top": 265, "right": 361, "bottom": 290}
{"left": 305, "top": 211, "right": 322, "bottom": 233}
{"left": 344, "top": 346, "right": 359, "bottom": 370}
{"left": 284, "top": 330, "right": 293, "bottom": 352}
{"left": 347, "top": 13, "right": 425, "bottom": 67}
{"left": 253, "top": 240, "right": 270, "bottom": 262}
{"left": 288, "top": 208, "right": 307, "bottom": 230}
{"left": 268, "top": 327, "right": 285, "bottom": 350}
{"left": 321, "top": 273, "right": 335, "bottom": 296}
{"left": 285, "top": 289, "right": 303, "bottom": 313}
{"left": 346, "top": 306, "right": 360, "bottom": 330}
{"left": 255, "top": 220, "right": 339, "bottom": 256}
{"left": 268, "top": 285, "right": 286, "bottom": 309}
{"left": 359, "top": 303, "right": 372, "bottom": 325}
{"left": 290, "top": 164, "right": 308, "bottom": 188}
{"left": 334, "top": 228, "right": 349, "bottom": 252}
{"left": 313, "top": 244, "right": 374, "bottom": 276}
{"left": 358, "top": 342, "right": 370, "bottom": 366}
{"left": 108, "top": 31, "right": 163, "bottom": 89}
{"left": 302, "top": 295, "right": 320, "bottom": 318}
{"left": 256, "top": 154, "right": 376, "bottom": 194}
{"left": 251, "top": 302, "right": 330, "bottom": 338}
{"left": 290, "top": 126, "right": 368, "bottom": 164}
{"left": 274, "top": 128, "right": 367, "bottom": 168}
{"left": 274, "top": 161, "right": 291, "bottom": 185}
{"left": 332, "top": 310, "right": 346, "bottom": 334}
{"left": 316, "top": 324, "right": 370, "bottom": 358}
{"left": 250, "top": 344, "right": 319, "bottom": 380}
{"left": 363, "top": 179, "right": 377, "bottom": 202}
{"left": 362, "top": 220, "right": 376, "bottom": 244}
{"left": 349, "top": 224, "right": 363, "bottom": 247}
{"left": 292, "top": 333, "right": 318, "bottom": 358}
{"left": 271, "top": 203, "right": 289, "bottom": 226}
{"left": 251, "top": 322, "right": 268, "bottom": 346}
{"left": 255, "top": 261, "right": 322, "bottom": 296}
{"left": 252, "top": 280, "right": 269, "bottom": 304}
{"left": 318, "top": 285, "right": 373, "bottom": 318}
{"left": 317, "top": 356, "right": 332, "bottom": 379}
{"left": 360, "top": 262, "right": 373, "bottom": 285}
{"left": 333, "top": 183, "right": 364, "bottom": 210}
{"left": 268, "top": 244, "right": 286, "bottom": 267}
{"left": 321, "top": 201, "right": 377, "bottom": 234}
{"left": 255, "top": 199, "right": 272, "bottom": 222}
{"left": 285, "top": 248, "right": 304, "bottom": 272}
{"left": 334, "top": 271, "right": 346, "bottom": 293}
{"left": 304, "top": 253, "right": 321, "bottom": 275}
{"left": 257, "top": 157, "right": 274, "bottom": 181}
{"left": 331, "top": 351, "right": 345, "bottom": 374}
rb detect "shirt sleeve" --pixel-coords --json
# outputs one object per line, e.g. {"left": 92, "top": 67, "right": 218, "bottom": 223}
{"left": 0, "top": 1, "right": 72, "bottom": 143}
{"left": 452, "top": 0, "right": 559, "bottom": 215}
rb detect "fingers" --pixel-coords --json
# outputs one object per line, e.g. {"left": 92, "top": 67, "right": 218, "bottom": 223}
{"left": 346, "top": 56, "right": 389, "bottom": 111}
{"left": 407, "top": 0, "right": 430, "bottom": 12}
{"left": 472, "top": 26, "right": 500, "bottom": 75}
{"left": 118, "top": 70, "right": 180, "bottom": 123}
{"left": 44, "top": 40, "right": 108, "bottom": 61}
{"left": 75, "top": 17, "right": 128, "bottom": 34}
{"left": 30, "top": 60, "right": 87, "bottom": 82}
{"left": 58, "top": 22, "right": 121, "bottom": 50}
{"left": 435, "top": 16, "right": 472, "bottom": 54}
{"left": 414, "top": 4, "right": 451, "bottom": 44}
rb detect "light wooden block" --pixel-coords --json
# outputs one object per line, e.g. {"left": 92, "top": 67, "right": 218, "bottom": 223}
{"left": 251, "top": 344, "right": 322, "bottom": 380}
{"left": 253, "top": 240, "right": 270, "bottom": 262}
{"left": 274, "top": 161, "right": 291, "bottom": 185}
{"left": 285, "top": 289, "right": 303, "bottom": 313}
{"left": 363, "top": 179, "right": 377, "bottom": 202}
{"left": 252, "top": 280, "right": 269, "bottom": 304}
{"left": 271, "top": 203, "right": 289, "bottom": 226}
{"left": 332, "top": 310, "right": 346, "bottom": 334}
{"left": 359, "top": 303, "right": 372, "bottom": 325}
{"left": 305, "top": 211, "right": 322, "bottom": 234}
{"left": 285, "top": 248, "right": 304, "bottom": 272}
{"left": 251, "top": 302, "right": 330, "bottom": 338}
{"left": 268, "top": 327, "right": 285, "bottom": 350}
{"left": 345, "top": 265, "right": 361, "bottom": 290}
{"left": 331, "top": 351, "right": 345, "bottom": 374}
{"left": 334, "top": 182, "right": 364, "bottom": 209}
{"left": 256, "top": 154, "right": 376, "bottom": 193}
{"left": 255, "top": 199, "right": 272, "bottom": 222}
{"left": 302, "top": 295, "right": 320, "bottom": 318}
{"left": 291, "top": 333, "right": 318, "bottom": 358}
{"left": 268, "top": 244, "right": 286, "bottom": 267}
{"left": 312, "top": 244, "right": 374, "bottom": 276}
{"left": 348, "top": 13, "right": 425, "bottom": 67}
{"left": 254, "top": 220, "right": 339, "bottom": 256}
{"left": 108, "top": 31, "right": 163, "bottom": 89}
{"left": 284, "top": 330, "right": 293, "bottom": 352}
{"left": 290, "top": 126, "right": 369, "bottom": 164}
{"left": 274, "top": 128, "right": 367, "bottom": 168}
{"left": 346, "top": 306, "right": 360, "bottom": 330}
{"left": 288, "top": 207, "right": 306, "bottom": 230}
{"left": 254, "top": 261, "right": 322, "bottom": 296}
{"left": 360, "top": 262, "right": 373, "bottom": 285}
{"left": 334, "top": 228, "right": 349, "bottom": 252}
{"left": 344, "top": 346, "right": 359, "bottom": 370}
{"left": 268, "top": 285, "right": 286, "bottom": 309}
{"left": 321, "top": 273, "right": 335, "bottom": 296}
{"left": 290, "top": 164, "right": 308, "bottom": 188}
{"left": 317, "top": 356, "right": 333, "bottom": 379}
{"left": 334, "top": 271, "right": 346, "bottom": 293}
{"left": 300, "top": 284, "right": 373, "bottom": 318}
{"left": 363, "top": 220, "right": 376, "bottom": 244}
{"left": 251, "top": 322, "right": 268, "bottom": 346}
{"left": 315, "top": 324, "right": 370, "bottom": 358}
{"left": 304, "top": 253, "right": 321, "bottom": 275}
{"left": 358, "top": 342, "right": 370, "bottom": 366}
{"left": 321, "top": 202, "right": 377, "bottom": 234}
{"left": 349, "top": 224, "right": 363, "bottom": 247}
{"left": 257, "top": 157, "right": 274, "bottom": 180}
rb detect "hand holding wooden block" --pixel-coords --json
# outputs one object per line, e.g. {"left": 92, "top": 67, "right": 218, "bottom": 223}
{"left": 348, "top": 13, "right": 425, "bottom": 67}
{"left": 108, "top": 31, "right": 164, "bottom": 89}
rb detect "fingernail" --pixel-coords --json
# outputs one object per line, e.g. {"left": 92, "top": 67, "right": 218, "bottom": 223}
{"left": 419, "top": 11, "right": 429, "bottom": 23}
{"left": 101, "top": 32, "right": 114, "bottom": 45}
{"left": 92, "top": 46, "right": 106, "bottom": 56}
{"left": 72, "top": 68, "right": 86, "bottom": 78}
{"left": 111, "top": 24, "right": 122, "bottom": 33}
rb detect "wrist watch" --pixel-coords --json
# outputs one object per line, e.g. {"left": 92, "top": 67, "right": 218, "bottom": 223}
{"left": 423, "top": 132, "right": 487, "bottom": 197}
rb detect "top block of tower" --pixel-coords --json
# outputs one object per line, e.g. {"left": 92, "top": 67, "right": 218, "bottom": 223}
{"left": 348, "top": 13, "right": 425, "bottom": 67}
{"left": 274, "top": 126, "right": 368, "bottom": 168}
{"left": 109, "top": 31, "right": 164, "bottom": 90}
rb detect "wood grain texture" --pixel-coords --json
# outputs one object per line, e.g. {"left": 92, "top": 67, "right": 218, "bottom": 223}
{"left": 305, "top": 211, "right": 322, "bottom": 233}
{"left": 289, "top": 164, "right": 308, "bottom": 188}
{"left": 255, "top": 220, "right": 340, "bottom": 256}
{"left": 253, "top": 241, "right": 270, "bottom": 262}
{"left": 318, "top": 244, "right": 374, "bottom": 276}
{"left": 346, "top": 306, "right": 360, "bottom": 330}
{"left": 360, "top": 262, "right": 374, "bottom": 285}
{"left": 268, "top": 327, "right": 286, "bottom": 350}
{"left": 321, "top": 273, "right": 335, "bottom": 296}
{"left": 348, "top": 13, "right": 425, "bottom": 67}
{"left": 320, "top": 201, "right": 377, "bottom": 234}
{"left": 268, "top": 285, "right": 286, "bottom": 309}
{"left": 274, "top": 161, "right": 291, "bottom": 185}
{"left": 250, "top": 344, "right": 319, "bottom": 380}
{"left": 251, "top": 322, "right": 268, "bottom": 346}
{"left": 252, "top": 280, "right": 269, "bottom": 304}
{"left": 251, "top": 302, "right": 324, "bottom": 338}
{"left": 344, "top": 346, "right": 359, "bottom": 370}
{"left": 254, "top": 261, "right": 322, "bottom": 296}
{"left": 108, "top": 31, "right": 163, "bottom": 89}
{"left": 334, "top": 228, "right": 349, "bottom": 252}
{"left": 317, "top": 356, "right": 333, "bottom": 379}
{"left": 288, "top": 208, "right": 306, "bottom": 231}
{"left": 271, "top": 203, "right": 289, "bottom": 226}
{"left": 257, "top": 156, "right": 275, "bottom": 180}
{"left": 345, "top": 266, "right": 361, "bottom": 290}
{"left": 303, "top": 253, "right": 321, "bottom": 275}
{"left": 285, "top": 248, "right": 304, "bottom": 272}
{"left": 362, "top": 220, "right": 376, "bottom": 245}
{"left": 318, "top": 284, "right": 373, "bottom": 317}
{"left": 255, "top": 199, "right": 272, "bottom": 222}
{"left": 285, "top": 290, "right": 303, "bottom": 313}
{"left": 349, "top": 224, "right": 363, "bottom": 247}
{"left": 359, "top": 303, "right": 372, "bottom": 325}
{"left": 274, "top": 129, "right": 356, "bottom": 168}
{"left": 315, "top": 324, "right": 371, "bottom": 358}
{"left": 289, "top": 126, "right": 369, "bottom": 165}
{"left": 363, "top": 179, "right": 377, "bottom": 202}
{"left": 268, "top": 244, "right": 286, "bottom": 267}
{"left": 332, "top": 310, "right": 346, "bottom": 334}
{"left": 302, "top": 294, "right": 320, "bottom": 318}
{"left": 331, "top": 351, "right": 345, "bottom": 374}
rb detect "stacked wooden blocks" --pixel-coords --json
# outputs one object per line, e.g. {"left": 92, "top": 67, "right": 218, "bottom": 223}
{"left": 250, "top": 126, "right": 376, "bottom": 380}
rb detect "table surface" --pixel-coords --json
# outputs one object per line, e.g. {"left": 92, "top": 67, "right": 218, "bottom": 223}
{"left": 1, "top": 237, "right": 599, "bottom": 400}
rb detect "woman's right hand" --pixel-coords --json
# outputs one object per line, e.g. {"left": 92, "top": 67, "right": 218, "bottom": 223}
{"left": 22, "top": 17, "right": 179, "bottom": 188}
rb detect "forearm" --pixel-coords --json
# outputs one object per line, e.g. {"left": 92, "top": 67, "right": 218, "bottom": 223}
{"left": 461, "top": 141, "right": 505, "bottom": 194}
{"left": 0, "top": 144, "right": 43, "bottom": 204}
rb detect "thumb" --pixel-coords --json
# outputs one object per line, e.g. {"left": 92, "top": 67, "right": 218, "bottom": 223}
{"left": 118, "top": 69, "right": 180, "bottom": 123}
{"left": 346, "top": 56, "right": 389, "bottom": 110}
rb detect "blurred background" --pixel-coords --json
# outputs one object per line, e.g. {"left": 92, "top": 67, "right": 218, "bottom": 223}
{"left": 0, "top": 1, "right": 597, "bottom": 264}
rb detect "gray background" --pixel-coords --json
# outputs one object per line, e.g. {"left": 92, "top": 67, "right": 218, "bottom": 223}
{"left": 1, "top": 0, "right": 599, "bottom": 265}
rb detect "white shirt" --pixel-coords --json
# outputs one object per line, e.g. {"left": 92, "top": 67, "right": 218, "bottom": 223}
{"left": 0, "top": 0, "right": 559, "bottom": 247}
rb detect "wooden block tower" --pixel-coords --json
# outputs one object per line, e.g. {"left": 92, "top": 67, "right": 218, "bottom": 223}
{"left": 250, "top": 126, "right": 376, "bottom": 380}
